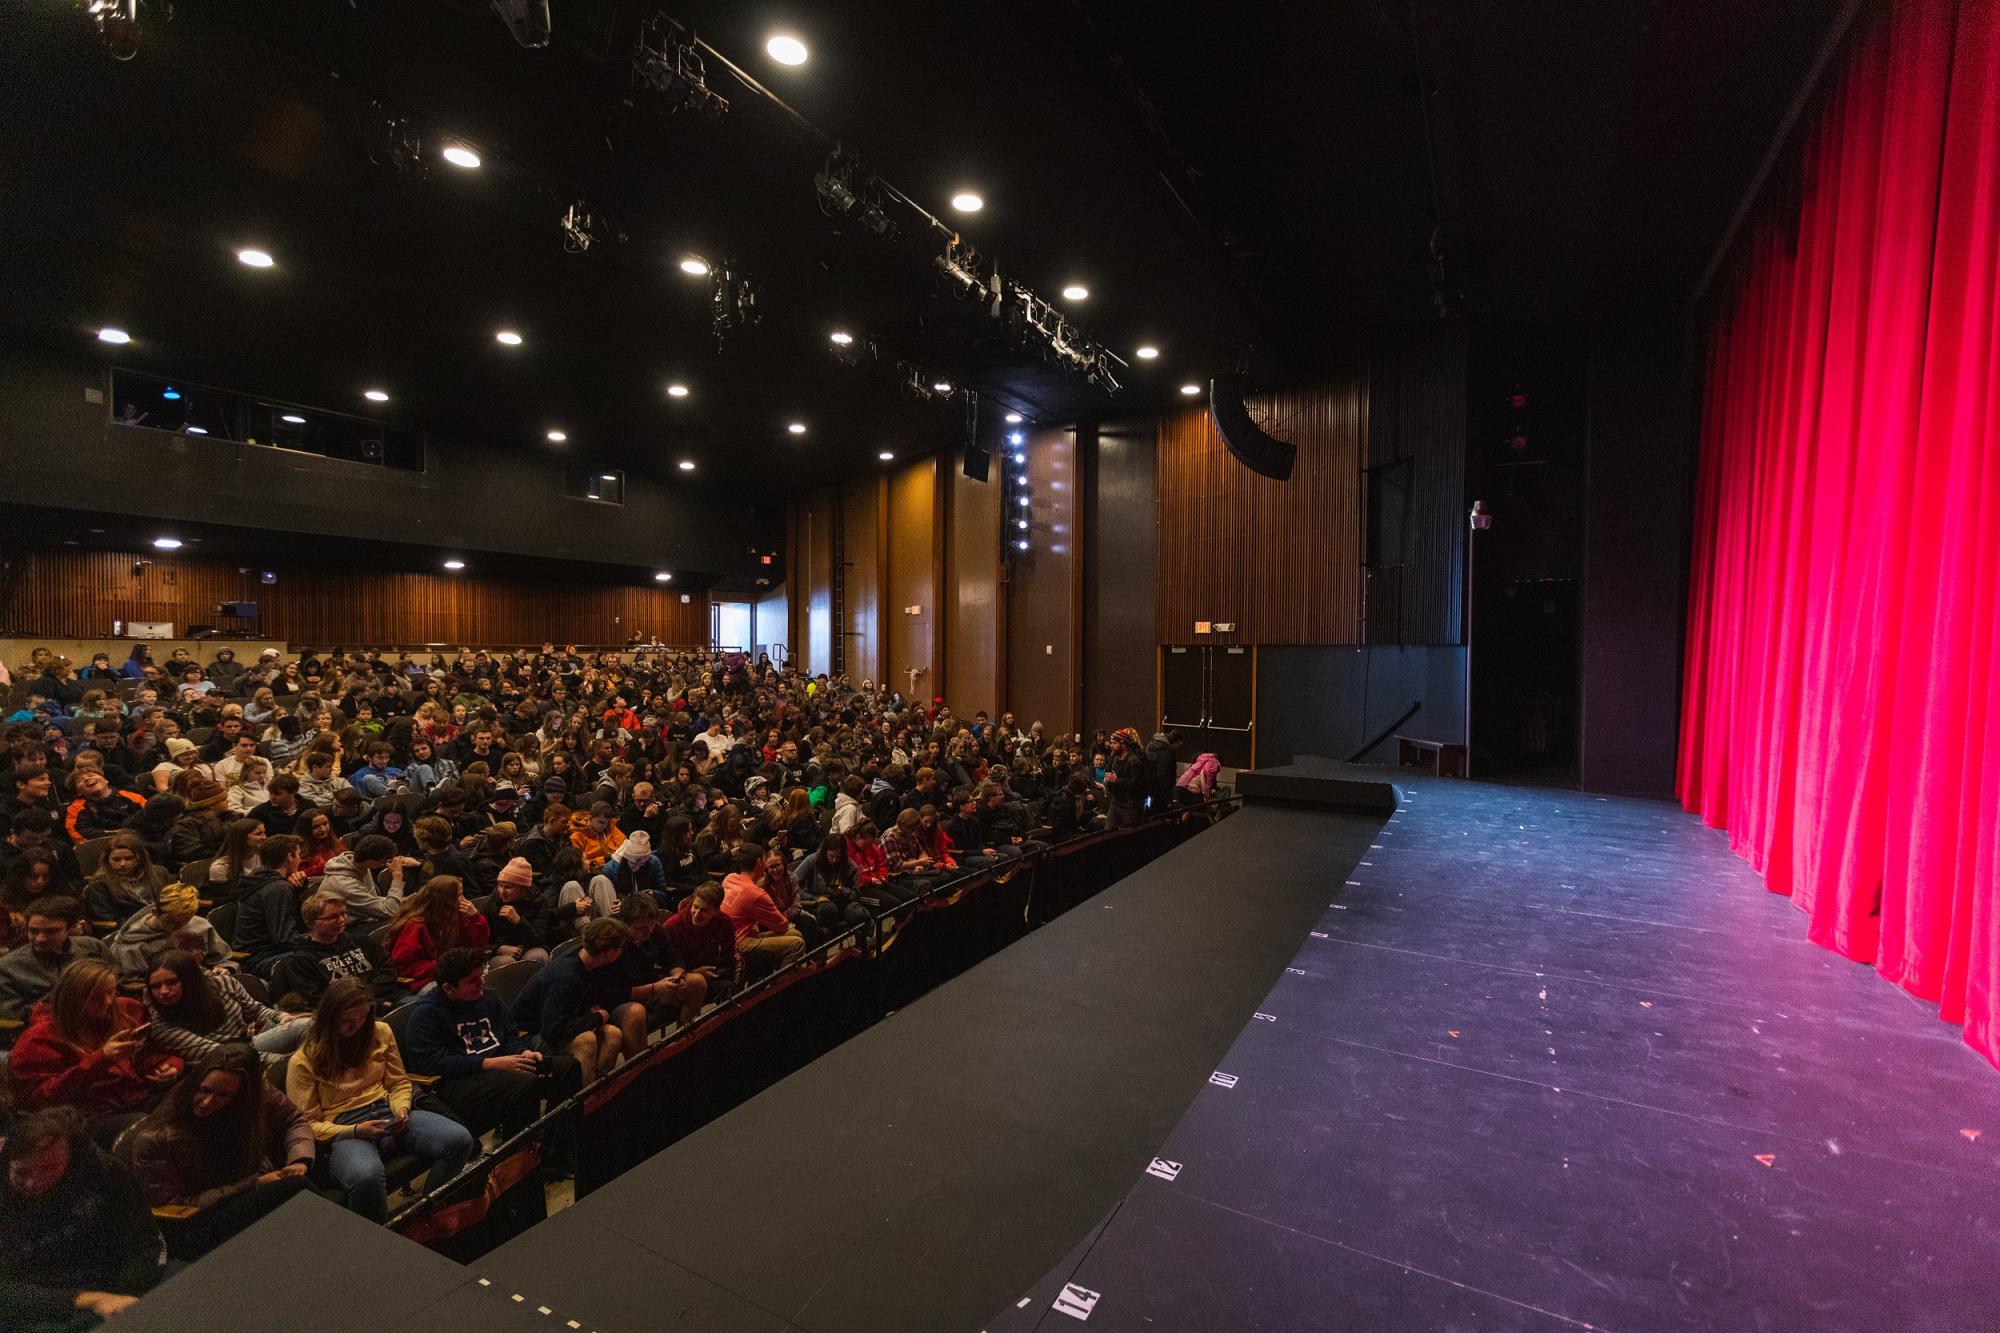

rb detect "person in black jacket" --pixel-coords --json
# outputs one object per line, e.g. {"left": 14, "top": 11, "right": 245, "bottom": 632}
{"left": 1103, "top": 729, "right": 1150, "bottom": 828}
{"left": 267, "top": 892, "right": 409, "bottom": 1012}
{"left": 229, "top": 835, "right": 308, "bottom": 976}
{"left": 509, "top": 917, "right": 629, "bottom": 1085}
{"left": 403, "top": 949, "right": 577, "bottom": 1158}
{"left": 0, "top": 1105, "right": 164, "bottom": 1331}
{"left": 973, "top": 783, "right": 1049, "bottom": 857}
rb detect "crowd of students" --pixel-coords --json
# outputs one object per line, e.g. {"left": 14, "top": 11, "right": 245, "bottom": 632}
{"left": 0, "top": 641, "right": 1220, "bottom": 1329}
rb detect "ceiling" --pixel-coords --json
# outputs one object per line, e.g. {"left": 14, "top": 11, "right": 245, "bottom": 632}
{"left": 0, "top": 0, "right": 1836, "bottom": 496}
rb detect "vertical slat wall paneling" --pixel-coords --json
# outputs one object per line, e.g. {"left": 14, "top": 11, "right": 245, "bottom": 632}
{"left": 1005, "top": 428, "right": 1079, "bottom": 738}
{"left": 945, "top": 457, "right": 1002, "bottom": 719}
{"left": 1080, "top": 419, "right": 1159, "bottom": 740}
{"left": 798, "top": 492, "right": 835, "bottom": 676}
{"left": 840, "top": 479, "right": 882, "bottom": 685}
{"left": 1155, "top": 371, "right": 1366, "bottom": 645}
{"left": 886, "top": 460, "right": 938, "bottom": 700}
{"left": 0, "top": 550, "right": 712, "bottom": 645}
{"left": 1366, "top": 321, "right": 1468, "bottom": 645}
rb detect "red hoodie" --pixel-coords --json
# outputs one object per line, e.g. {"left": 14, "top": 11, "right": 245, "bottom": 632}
{"left": 11, "top": 996, "right": 180, "bottom": 1119}
{"left": 846, "top": 836, "right": 889, "bottom": 887}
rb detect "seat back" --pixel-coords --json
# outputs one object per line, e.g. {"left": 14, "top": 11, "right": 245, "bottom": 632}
{"left": 208, "top": 899, "right": 240, "bottom": 946}
{"left": 483, "top": 958, "right": 542, "bottom": 1010}
{"left": 73, "top": 836, "right": 114, "bottom": 879}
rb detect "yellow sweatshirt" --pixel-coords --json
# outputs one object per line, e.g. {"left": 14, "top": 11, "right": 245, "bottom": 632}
{"left": 284, "top": 1022, "right": 414, "bottom": 1140}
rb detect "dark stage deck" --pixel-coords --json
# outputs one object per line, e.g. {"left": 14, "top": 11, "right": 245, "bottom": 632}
{"left": 993, "top": 762, "right": 2000, "bottom": 1332}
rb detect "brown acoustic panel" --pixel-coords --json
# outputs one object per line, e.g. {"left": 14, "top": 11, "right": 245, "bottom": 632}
{"left": 1005, "top": 428, "right": 1078, "bottom": 738}
{"left": 839, "top": 479, "right": 882, "bottom": 684}
{"left": 2, "top": 550, "right": 710, "bottom": 646}
{"left": 944, "top": 461, "right": 1001, "bottom": 719}
{"left": 885, "top": 459, "right": 937, "bottom": 699}
{"left": 1156, "top": 372, "right": 1366, "bottom": 645}
{"left": 793, "top": 493, "right": 836, "bottom": 675}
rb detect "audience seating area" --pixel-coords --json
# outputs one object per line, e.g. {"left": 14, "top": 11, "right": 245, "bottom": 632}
{"left": 0, "top": 639, "right": 1228, "bottom": 1321}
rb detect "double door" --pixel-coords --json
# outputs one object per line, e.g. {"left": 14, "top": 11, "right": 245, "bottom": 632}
{"left": 1161, "top": 645, "right": 1256, "bottom": 769}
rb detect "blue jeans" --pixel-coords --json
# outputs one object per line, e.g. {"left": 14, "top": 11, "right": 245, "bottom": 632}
{"left": 325, "top": 1100, "right": 474, "bottom": 1222}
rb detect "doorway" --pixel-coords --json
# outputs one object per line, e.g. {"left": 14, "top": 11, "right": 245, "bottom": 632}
{"left": 1160, "top": 645, "right": 1257, "bottom": 769}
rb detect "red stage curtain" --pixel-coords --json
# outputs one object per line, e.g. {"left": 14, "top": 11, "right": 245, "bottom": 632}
{"left": 1679, "top": 0, "right": 2000, "bottom": 1067}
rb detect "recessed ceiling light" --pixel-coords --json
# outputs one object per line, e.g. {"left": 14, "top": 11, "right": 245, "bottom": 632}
{"left": 1017, "top": 540, "right": 1030, "bottom": 551}
{"left": 1061, "top": 285, "right": 1089, "bottom": 301}
{"left": 441, "top": 145, "right": 481, "bottom": 169}
{"left": 1017, "top": 496, "right": 1030, "bottom": 506}
{"left": 152, "top": 537, "right": 183, "bottom": 550}
{"left": 1008, "top": 431, "right": 1024, "bottom": 445}
{"left": 364, "top": 389, "right": 390, "bottom": 402}
{"left": 599, "top": 473, "right": 617, "bottom": 481}
{"left": 678, "top": 459, "right": 696, "bottom": 471}
{"left": 97, "top": 327, "right": 131, "bottom": 344}
{"left": 1013, "top": 452, "right": 1026, "bottom": 463}
{"left": 1004, "top": 412, "right": 1023, "bottom": 424}
{"left": 236, "top": 249, "right": 275, "bottom": 269}
{"left": 766, "top": 34, "right": 808, "bottom": 65}
{"left": 1180, "top": 382, "right": 1202, "bottom": 396}
{"left": 442, "top": 559, "right": 466, "bottom": 571}
{"left": 878, "top": 451, "right": 895, "bottom": 461}
{"left": 933, "top": 380, "right": 953, "bottom": 393}
{"left": 545, "top": 429, "right": 567, "bottom": 442}
{"left": 1135, "top": 345, "right": 1160, "bottom": 360}
{"left": 495, "top": 330, "right": 523, "bottom": 346}
{"left": 653, "top": 572, "right": 673, "bottom": 582}
{"left": 185, "top": 426, "right": 208, "bottom": 435}
{"left": 679, "top": 257, "right": 710, "bottom": 276}
{"left": 829, "top": 330, "right": 854, "bottom": 345}
{"left": 950, "top": 192, "right": 984, "bottom": 213}
{"left": 787, "top": 422, "right": 807, "bottom": 435}
{"left": 281, "top": 413, "right": 306, "bottom": 425}
{"left": 1018, "top": 519, "right": 1029, "bottom": 530}
{"left": 666, "top": 383, "right": 689, "bottom": 398}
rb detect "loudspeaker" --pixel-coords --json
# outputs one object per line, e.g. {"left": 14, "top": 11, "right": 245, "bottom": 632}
{"left": 1209, "top": 374, "right": 1297, "bottom": 480}
{"left": 961, "top": 442, "right": 991, "bottom": 482}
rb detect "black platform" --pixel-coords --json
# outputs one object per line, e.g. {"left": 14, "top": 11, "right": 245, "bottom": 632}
{"left": 116, "top": 1193, "right": 594, "bottom": 1333}
{"left": 998, "top": 761, "right": 2000, "bottom": 1331}
{"left": 476, "top": 795, "right": 1384, "bottom": 1332}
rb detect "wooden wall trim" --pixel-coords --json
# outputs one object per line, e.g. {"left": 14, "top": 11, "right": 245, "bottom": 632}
{"left": 1, "top": 549, "right": 711, "bottom": 646}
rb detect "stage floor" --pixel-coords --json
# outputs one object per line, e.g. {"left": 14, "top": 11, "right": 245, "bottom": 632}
{"left": 478, "top": 798, "right": 1385, "bottom": 1332}
{"left": 994, "top": 765, "right": 2000, "bottom": 1332}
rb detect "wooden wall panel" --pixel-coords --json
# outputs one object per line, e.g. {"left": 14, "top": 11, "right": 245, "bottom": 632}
{"left": 1155, "top": 371, "right": 1365, "bottom": 645}
{"left": 839, "top": 480, "right": 881, "bottom": 684}
{"left": 795, "top": 492, "right": 835, "bottom": 675}
{"left": 885, "top": 460, "right": 937, "bottom": 698}
{"left": 944, "top": 459, "right": 1002, "bottom": 718}
{"left": 1082, "top": 419, "right": 1159, "bottom": 738}
{"left": 1, "top": 550, "right": 711, "bottom": 646}
{"left": 1005, "top": 429, "right": 1079, "bottom": 738}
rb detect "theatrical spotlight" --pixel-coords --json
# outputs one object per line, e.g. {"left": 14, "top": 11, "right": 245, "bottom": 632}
{"left": 356, "top": 100, "right": 424, "bottom": 178}
{"left": 560, "top": 199, "right": 624, "bottom": 253}
{"left": 814, "top": 146, "right": 897, "bottom": 240}
{"left": 491, "top": 0, "right": 551, "bottom": 48}
{"left": 709, "top": 262, "right": 762, "bottom": 348}
{"left": 83, "top": 0, "right": 140, "bottom": 62}
{"left": 633, "top": 20, "right": 728, "bottom": 121}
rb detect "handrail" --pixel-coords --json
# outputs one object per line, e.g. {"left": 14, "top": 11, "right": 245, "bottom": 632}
{"left": 385, "top": 791, "right": 1241, "bottom": 1234}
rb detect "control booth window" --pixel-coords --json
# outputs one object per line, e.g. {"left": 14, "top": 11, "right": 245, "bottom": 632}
{"left": 564, "top": 468, "right": 625, "bottom": 505}
{"left": 109, "top": 370, "right": 423, "bottom": 472}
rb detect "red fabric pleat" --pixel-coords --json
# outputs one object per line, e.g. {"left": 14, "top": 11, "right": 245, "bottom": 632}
{"left": 1680, "top": 0, "right": 2000, "bottom": 1069}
